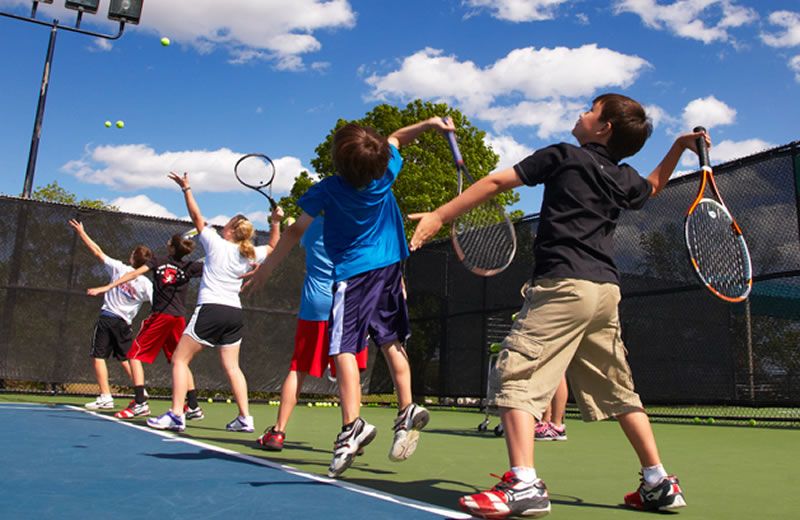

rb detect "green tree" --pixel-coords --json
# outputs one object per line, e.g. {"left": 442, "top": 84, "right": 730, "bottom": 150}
{"left": 31, "top": 181, "right": 117, "bottom": 211}
{"left": 277, "top": 100, "right": 521, "bottom": 240}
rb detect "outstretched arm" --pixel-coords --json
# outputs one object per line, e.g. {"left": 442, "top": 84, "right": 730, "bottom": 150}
{"left": 388, "top": 117, "right": 455, "bottom": 149}
{"left": 242, "top": 212, "right": 313, "bottom": 294}
{"left": 68, "top": 219, "right": 105, "bottom": 263}
{"left": 647, "top": 129, "right": 711, "bottom": 196}
{"left": 266, "top": 205, "right": 285, "bottom": 253}
{"left": 408, "top": 168, "right": 522, "bottom": 251}
{"left": 168, "top": 172, "right": 205, "bottom": 233}
{"left": 87, "top": 264, "right": 150, "bottom": 296}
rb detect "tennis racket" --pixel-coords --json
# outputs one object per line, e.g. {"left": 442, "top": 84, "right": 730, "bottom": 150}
{"left": 684, "top": 126, "right": 752, "bottom": 302}
{"left": 443, "top": 119, "right": 517, "bottom": 276}
{"left": 234, "top": 153, "right": 278, "bottom": 209}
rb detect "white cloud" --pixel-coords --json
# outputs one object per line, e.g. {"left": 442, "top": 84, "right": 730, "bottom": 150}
{"left": 643, "top": 103, "right": 678, "bottom": 129}
{"left": 484, "top": 133, "right": 535, "bottom": 171}
{"left": 110, "top": 194, "right": 178, "bottom": 219}
{"left": 365, "top": 45, "right": 650, "bottom": 137}
{"left": 761, "top": 10, "right": 800, "bottom": 48}
{"left": 614, "top": 0, "right": 757, "bottom": 44}
{"left": 791, "top": 55, "right": 800, "bottom": 82}
{"left": 91, "top": 38, "right": 113, "bottom": 52}
{"left": 681, "top": 96, "right": 736, "bottom": 130}
{"left": 3, "top": 0, "right": 356, "bottom": 70}
{"left": 679, "top": 138, "right": 775, "bottom": 167}
{"left": 463, "top": 0, "right": 569, "bottom": 22}
{"left": 61, "top": 145, "right": 309, "bottom": 197}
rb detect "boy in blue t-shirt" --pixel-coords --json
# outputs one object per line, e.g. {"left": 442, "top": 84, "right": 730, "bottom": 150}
{"left": 246, "top": 116, "right": 455, "bottom": 478}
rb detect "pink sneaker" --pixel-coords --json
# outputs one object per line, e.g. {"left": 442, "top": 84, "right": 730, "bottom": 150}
{"left": 534, "top": 422, "right": 567, "bottom": 442}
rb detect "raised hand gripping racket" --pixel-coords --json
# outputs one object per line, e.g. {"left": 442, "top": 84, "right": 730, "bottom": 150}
{"left": 234, "top": 153, "right": 278, "bottom": 209}
{"left": 443, "top": 120, "right": 517, "bottom": 276}
{"left": 684, "top": 126, "right": 752, "bottom": 302}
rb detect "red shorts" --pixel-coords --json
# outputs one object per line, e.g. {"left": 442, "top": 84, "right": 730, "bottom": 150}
{"left": 127, "top": 313, "right": 185, "bottom": 364}
{"left": 291, "top": 319, "right": 367, "bottom": 378}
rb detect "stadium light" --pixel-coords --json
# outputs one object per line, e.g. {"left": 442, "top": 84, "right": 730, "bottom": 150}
{"left": 108, "top": 0, "right": 144, "bottom": 25}
{"left": 64, "top": 0, "right": 100, "bottom": 15}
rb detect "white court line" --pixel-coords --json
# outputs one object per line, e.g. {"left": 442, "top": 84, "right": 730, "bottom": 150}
{"left": 66, "top": 405, "right": 472, "bottom": 519}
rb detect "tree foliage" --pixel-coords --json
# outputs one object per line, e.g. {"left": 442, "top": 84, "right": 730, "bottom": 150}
{"left": 278, "top": 100, "right": 521, "bottom": 241}
{"left": 31, "top": 181, "right": 117, "bottom": 211}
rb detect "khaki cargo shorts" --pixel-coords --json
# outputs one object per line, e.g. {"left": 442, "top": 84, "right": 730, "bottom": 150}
{"left": 493, "top": 278, "right": 644, "bottom": 421}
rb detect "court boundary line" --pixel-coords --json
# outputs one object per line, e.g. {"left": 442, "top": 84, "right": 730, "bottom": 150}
{"left": 65, "top": 405, "right": 471, "bottom": 519}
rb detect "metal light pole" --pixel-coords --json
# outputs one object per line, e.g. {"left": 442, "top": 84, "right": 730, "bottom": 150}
{"left": 0, "top": 0, "right": 144, "bottom": 198}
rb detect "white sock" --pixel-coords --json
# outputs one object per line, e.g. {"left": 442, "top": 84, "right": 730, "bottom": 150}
{"left": 642, "top": 464, "right": 668, "bottom": 488}
{"left": 100, "top": 393, "right": 112, "bottom": 399}
{"left": 511, "top": 466, "right": 537, "bottom": 483}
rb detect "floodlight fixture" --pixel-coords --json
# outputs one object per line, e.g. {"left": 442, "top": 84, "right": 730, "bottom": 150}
{"left": 108, "top": 0, "right": 143, "bottom": 25}
{"left": 64, "top": 0, "right": 99, "bottom": 15}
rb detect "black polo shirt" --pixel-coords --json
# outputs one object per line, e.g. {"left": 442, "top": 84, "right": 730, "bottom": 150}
{"left": 513, "top": 142, "right": 652, "bottom": 284}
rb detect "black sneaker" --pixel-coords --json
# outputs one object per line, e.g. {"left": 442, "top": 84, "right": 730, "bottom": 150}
{"left": 459, "top": 471, "right": 551, "bottom": 518}
{"left": 327, "top": 418, "right": 377, "bottom": 478}
{"left": 624, "top": 474, "right": 687, "bottom": 511}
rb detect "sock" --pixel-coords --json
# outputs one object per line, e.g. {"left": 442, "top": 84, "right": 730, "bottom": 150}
{"left": 100, "top": 393, "right": 112, "bottom": 400}
{"left": 511, "top": 466, "right": 537, "bottom": 483}
{"left": 642, "top": 464, "right": 668, "bottom": 488}
{"left": 134, "top": 386, "right": 146, "bottom": 404}
{"left": 342, "top": 418, "right": 359, "bottom": 432}
{"left": 187, "top": 390, "right": 199, "bottom": 409}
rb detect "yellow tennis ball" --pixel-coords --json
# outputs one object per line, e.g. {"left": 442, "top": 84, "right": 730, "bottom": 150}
{"left": 160, "top": 37, "right": 171, "bottom": 47}
{"left": 115, "top": 120, "right": 124, "bottom": 129}
{"left": 226, "top": 398, "right": 232, "bottom": 404}
{"left": 207, "top": 397, "right": 213, "bottom": 403}
{"left": 104, "top": 120, "right": 112, "bottom": 128}
{"left": 284, "top": 217, "right": 296, "bottom": 227}
{"left": 307, "top": 402, "right": 313, "bottom": 407}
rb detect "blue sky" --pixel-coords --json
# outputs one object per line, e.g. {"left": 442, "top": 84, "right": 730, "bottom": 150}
{"left": 1, "top": 0, "right": 798, "bottom": 229}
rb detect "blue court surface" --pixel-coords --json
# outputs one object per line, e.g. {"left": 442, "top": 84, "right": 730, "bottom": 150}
{"left": 0, "top": 403, "right": 467, "bottom": 519}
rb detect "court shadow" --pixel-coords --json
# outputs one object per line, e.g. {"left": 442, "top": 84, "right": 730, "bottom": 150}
{"left": 422, "top": 427, "right": 502, "bottom": 439}
{"left": 549, "top": 493, "right": 634, "bottom": 512}
{"left": 144, "top": 448, "right": 266, "bottom": 469}
{"left": 343, "top": 476, "right": 477, "bottom": 508}
{"left": 244, "top": 480, "right": 331, "bottom": 488}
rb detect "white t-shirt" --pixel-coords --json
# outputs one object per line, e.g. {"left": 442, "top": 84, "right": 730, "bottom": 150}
{"left": 197, "top": 227, "right": 267, "bottom": 308}
{"left": 100, "top": 255, "right": 153, "bottom": 325}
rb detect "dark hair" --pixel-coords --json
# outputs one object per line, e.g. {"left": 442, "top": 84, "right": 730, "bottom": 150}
{"left": 168, "top": 233, "right": 195, "bottom": 261}
{"left": 130, "top": 245, "right": 153, "bottom": 269}
{"left": 593, "top": 93, "right": 652, "bottom": 160}
{"left": 332, "top": 123, "right": 391, "bottom": 188}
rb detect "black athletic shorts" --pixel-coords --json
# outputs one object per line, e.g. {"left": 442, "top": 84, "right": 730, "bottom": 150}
{"left": 185, "top": 304, "right": 244, "bottom": 347}
{"left": 91, "top": 314, "right": 133, "bottom": 360}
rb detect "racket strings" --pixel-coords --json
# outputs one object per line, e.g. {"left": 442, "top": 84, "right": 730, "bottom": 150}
{"left": 235, "top": 155, "right": 275, "bottom": 189}
{"left": 453, "top": 201, "right": 516, "bottom": 273}
{"left": 686, "top": 200, "right": 751, "bottom": 298}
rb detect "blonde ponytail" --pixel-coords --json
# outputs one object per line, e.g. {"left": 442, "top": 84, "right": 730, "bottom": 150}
{"left": 232, "top": 218, "right": 256, "bottom": 260}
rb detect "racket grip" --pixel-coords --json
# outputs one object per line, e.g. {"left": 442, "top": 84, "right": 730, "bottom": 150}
{"left": 441, "top": 118, "right": 464, "bottom": 165}
{"left": 693, "top": 126, "right": 710, "bottom": 167}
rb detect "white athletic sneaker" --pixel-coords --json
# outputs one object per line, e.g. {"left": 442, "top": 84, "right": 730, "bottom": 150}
{"left": 85, "top": 395, "right": 114, "bottom": 410}
{"left": 225, "top": 415, "right": 255, "bottom": 433}
{"left": 146, "top": 411, "right": 186, "bottom": 432}
{"left": 328, "top": 418, "right": 377, "bottom": 478}
{"left": 389, "top": 403, "right": 430, "bottom": 462}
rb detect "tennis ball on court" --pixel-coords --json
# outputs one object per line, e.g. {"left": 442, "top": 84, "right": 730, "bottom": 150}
{"left": 706, "top": 417, "right": 716, "bottom": 424}
{"left": 160, "top": 37, "right": 171, "bottom": 47}
{"left": 226, "top": 398, "right": 232, "bottom": 404}
{"left": 511, "top": 312, "right": 519, "bottom": 321}
{"left": 104, "top": 120, "right": 112, "bottom": 128}
{"left": 207, "top": 397, "right": 213, "bottom": 403}
{"left": 115, "top": 120, "right": 125, "bottom": 129}
{"left": 333, "top": 402, "right": 338, "bottom": 407}
{"left": 307, "top": 402, "right": 313, "bottom": 407}
{"left": 693, "top": 417, "right": 701, "bottom": 424}
{"left": 748, "top": 419, "right": 757, "bottom": 426}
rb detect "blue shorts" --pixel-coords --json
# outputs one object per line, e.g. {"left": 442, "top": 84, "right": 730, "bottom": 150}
{"left": 329, "top": 262, "right": 410, "bottom": 356}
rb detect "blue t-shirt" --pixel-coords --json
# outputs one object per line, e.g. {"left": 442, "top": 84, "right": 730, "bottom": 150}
{"left": 299, "top": 217, "right": 334, "bottom": 321}
{"left": 298, "top": 144, "right": 409, "bottom": 282}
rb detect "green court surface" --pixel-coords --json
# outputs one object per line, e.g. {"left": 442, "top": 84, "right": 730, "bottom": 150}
{"left": 5, "top": 393, "right": 797, "bottom": 519}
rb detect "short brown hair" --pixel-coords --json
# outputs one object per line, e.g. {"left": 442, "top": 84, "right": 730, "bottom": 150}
{"left": 168, "top": 233, "right": 195, "bottom": 261}
{"left": 332, "top": 123, "right": 391, "bottom": 188}
{"left": 130, "top": 245, "right": 153, "bottom": 269}
{"left": 594, "top": 93, "right": 652, "bottom": 160}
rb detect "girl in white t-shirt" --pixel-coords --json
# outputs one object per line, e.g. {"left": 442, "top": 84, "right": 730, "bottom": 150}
{"left": 148, "top": 171, "right": 282, "bottom": 433}
{"left": 68, "top": 219, "right": 153, "bottom": 411}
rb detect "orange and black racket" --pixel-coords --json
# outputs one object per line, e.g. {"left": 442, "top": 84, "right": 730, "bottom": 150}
{"left": 684, "top": 126, "right": 752, "bottom": 302}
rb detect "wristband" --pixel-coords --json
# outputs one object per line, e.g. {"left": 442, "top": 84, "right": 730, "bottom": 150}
{"left": 182, "top": 186, "right": 191, "bottom": 192}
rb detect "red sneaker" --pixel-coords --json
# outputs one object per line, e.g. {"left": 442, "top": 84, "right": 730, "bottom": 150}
{"left": 257, "top": 427, "right": 285, "bottom": 451}
{"left": 624, "top": 474, "right": 687, "bottom": 511}
{"left": 459, "top": 471, "right": 550, "bottom": 519}
{"left": 114, "top": 401, "right": 150, "bottom": 419}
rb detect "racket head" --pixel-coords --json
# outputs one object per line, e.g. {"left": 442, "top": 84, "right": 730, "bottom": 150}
{"left": 234, "top": 153, "right": 278, "bottom": 208}
{"left": 181, "top": 228, "right": 199, "bottom": 240}
{"left": 449, "top": 161, "right": 517, "bottom": 277}
{"left": 684, "top": 198, "right": 753, "bottom": 302}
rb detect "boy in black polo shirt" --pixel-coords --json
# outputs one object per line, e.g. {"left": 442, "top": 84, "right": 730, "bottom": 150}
{"left": 410, "top": 93, "right": 710, "bottom": 518}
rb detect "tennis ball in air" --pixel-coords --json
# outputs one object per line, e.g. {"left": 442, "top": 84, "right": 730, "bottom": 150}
{"left": 207, "top": 397, "right": 213, "bottom": 403}
{"left": 160, "top": 37, "right": 171, "bottom": 47}
{"left": 104, "top": 120, "right": 112, "bottom": 128}
{"left": 115, "top": 120, "right": 125, "bottom": 129}
{"left": 748, "top": 419, "right": 757, "bottom": 426}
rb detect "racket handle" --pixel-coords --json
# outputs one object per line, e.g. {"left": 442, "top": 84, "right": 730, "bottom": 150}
{"left": 693, "top": 126, "right": 710, "bottom": 168}
{"left": 441, "top": 117, "right": 464, "bottom": 165}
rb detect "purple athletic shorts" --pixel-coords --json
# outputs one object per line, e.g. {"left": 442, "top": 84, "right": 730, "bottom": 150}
{"left": 329, "top": 262, "right": 410, "bottom": 356}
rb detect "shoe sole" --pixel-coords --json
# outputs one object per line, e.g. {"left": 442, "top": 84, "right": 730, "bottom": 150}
{"left": 328, "top": 425, "right": 377, "bottom": 478}
{"left": 186, "top": 415, "right": 204, "bottom": 421}
{"left": 146, "top": 420, "right": 185, "bottom": 432}
{"left": 659, "top": 495, "right": 687, "bottom": 511}
{"left": 389, "top": 408, "right": 430, "bottom": 462}
{"left": 86, "top": 404, "right": 114, "bottom": 410}
{"left": 534, "top": 437, "right": 567, "bottom": 442}
{"left": 115, "top": 411, "right": 151, "bottom": 419}
{"left": 459, "top": 500, "right": 551, "bottom": 519}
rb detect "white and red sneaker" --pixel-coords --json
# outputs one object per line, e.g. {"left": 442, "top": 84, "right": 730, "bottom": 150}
{"left": 624, "top": 474, "right": 687, "bottom": 511}
{"left": 459, "top": 471, "right": 551, "bottom": 519}
{"left": 114, "top": 400, "right": 150, "bottom": 419}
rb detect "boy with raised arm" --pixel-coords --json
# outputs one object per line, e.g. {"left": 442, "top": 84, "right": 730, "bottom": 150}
{"left": 410, "top": 94, "right": 709, "bottom": 517}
